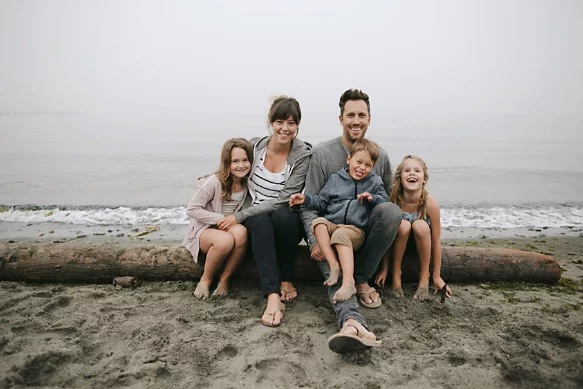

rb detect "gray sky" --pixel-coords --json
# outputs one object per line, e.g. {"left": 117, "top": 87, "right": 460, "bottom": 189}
{"left": 1, "top": 0, "right": 582, "bottom": 118}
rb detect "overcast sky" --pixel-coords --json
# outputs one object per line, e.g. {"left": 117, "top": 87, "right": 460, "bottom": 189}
{"left": 1, "top": 0, "right": 582, "bottom": 118}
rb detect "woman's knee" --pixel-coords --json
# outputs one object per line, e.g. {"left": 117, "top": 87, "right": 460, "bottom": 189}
{"left": 244, "top": 213, "right": 273, "bottom": 234}
{"left": 411, "top": 220, "right": 430, "bottom": 238}
{"left": 272, "top": 207, "right": 298, "bottom": 227}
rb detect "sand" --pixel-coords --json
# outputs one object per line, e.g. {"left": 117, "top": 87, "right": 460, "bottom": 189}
{"left": 1, "top": 225, "right": 582, "bottom": 388}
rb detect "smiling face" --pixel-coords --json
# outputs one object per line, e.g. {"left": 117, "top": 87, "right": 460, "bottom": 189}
{"left": 400, "top": 158, "right": 426, "bottom": 192}
{"left": 347, "top": 150, "right": 374, "bottom": 181}
{"left": 229, "top": 147, "right": 251, "bottom": 182}
{"left": 339, "top": 99, "right": 370, "bottom": 145}
{"left": 270, "top": 115, "right": 298, "bottom": 146}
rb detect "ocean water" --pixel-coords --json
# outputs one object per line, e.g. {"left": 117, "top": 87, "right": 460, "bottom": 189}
{"left": 1, "top": 112, "right": 582, "bottom": 228}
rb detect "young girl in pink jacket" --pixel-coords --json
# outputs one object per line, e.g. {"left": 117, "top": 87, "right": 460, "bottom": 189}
{"left": 182, "top": 138, "right": 253, "bottom": 299}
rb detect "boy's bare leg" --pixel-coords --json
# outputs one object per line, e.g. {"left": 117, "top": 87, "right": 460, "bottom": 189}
{"left": 411, "top": 220, "right": 431, "bottom": 300}
{"left": 391, "top": 220, "right": 411, "bottom": 297}
{"left": 214, "top": 225, "right": 247, "bottom": 297}
{"left": 314, "top": 224, "right": 341, "bottom": 286}
{"left": 331, "top": 244, "right": 357, "bottom": 303}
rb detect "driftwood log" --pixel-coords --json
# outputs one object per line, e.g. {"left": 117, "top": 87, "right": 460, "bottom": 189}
{"left": 0, "top": 243, "right": 561, "bottom": 284}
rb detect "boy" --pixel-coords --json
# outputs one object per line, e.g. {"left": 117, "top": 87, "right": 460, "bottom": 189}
{"left": 289, "top": 139, "right": 388, "bottom": 303}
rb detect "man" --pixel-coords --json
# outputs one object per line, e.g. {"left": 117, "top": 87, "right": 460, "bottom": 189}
{"left": 301, "top": 89, "right": 401, "bottom": 354}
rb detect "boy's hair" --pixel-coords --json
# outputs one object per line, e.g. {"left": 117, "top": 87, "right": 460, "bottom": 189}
{"left": 390, "top": 155, "right": 430, "bottom": 219}
{"left": 339, "top": 89, "right": 371, "bottom": 116}
{"left": 349, "top": 139, "right": 380, "bottom": 164}
{"left": 267, "top": 96, "right": 302, "bottom": 126}
{"left": 216, "top": 138, "right": 253, "bottom": 201}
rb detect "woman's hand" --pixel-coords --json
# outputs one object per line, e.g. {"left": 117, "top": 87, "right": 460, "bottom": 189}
{"left": 357, "top": 192, "right": 373, "bottom": 203}
{"left": 217, "top": 214, "right": 237, "bottom": 231}
{"left": 289, "top": 193, "right": 305, "bottom": 207}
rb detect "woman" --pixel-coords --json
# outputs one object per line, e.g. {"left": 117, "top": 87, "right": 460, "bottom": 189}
{"left": 216, "top": 96, "right": 311, "bottom": 327}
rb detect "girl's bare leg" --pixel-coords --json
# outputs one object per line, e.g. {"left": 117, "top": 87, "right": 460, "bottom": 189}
{"left": 314, "top": 224, "right": 341, "bottom": 286}
{"left": 391, "top": 220, "right": 411, "bottom": 297}
{"left": 411, "top": 220, "right": 431, "bottom": 300}
{"left": 331, "top": 244, "right": 357, "bottom": 303}
{"left": 196, "top": 229, "right": 235, "bottom": 299}
{"left": 214, "top": 224, "right": 247, "bottom": 297}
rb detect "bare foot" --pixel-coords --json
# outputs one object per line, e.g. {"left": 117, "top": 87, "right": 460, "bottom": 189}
{"left": 261, "top": 294, "right": 285, "bottom": 327}
{"left": 212, "top": 280, "right": 229, "bottom": 298}
{"left": 193, "top": 281, "right": 211, "bottom": 299}
{"left": 324, "top": 266, "right": 341, "bottom": 286}
{"left": 280, "top": 282, "right": 297, "bottom": 301}
{"left": 413, "top": 282, "right": 429, "bottom": 300}
{"left": 332, "top": 282, "right": 357, "bottom": 303}
{"left": 390, "top": 285, "right": 404, "bottom": 297}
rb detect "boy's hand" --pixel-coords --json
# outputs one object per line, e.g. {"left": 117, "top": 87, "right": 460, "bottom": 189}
{"left": 217, "top": 214, "right": 236, "bottom": 231}
{"left": 357, "top": 192, "right": 373, "bottom": 203}
{"left": 289, "top": 193, "right": 305, "bottom": 207}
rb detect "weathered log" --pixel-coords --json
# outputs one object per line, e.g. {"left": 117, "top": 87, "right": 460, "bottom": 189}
{"left": 0, "top": 243, "right": 561, "bottom": 284}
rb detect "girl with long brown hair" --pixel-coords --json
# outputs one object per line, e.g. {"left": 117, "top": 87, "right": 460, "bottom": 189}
{"left": 375, "top": 155, "right": 453, "bottom": 300}
{"left": 182, "top": 138, "right": 253, "bottom": 299}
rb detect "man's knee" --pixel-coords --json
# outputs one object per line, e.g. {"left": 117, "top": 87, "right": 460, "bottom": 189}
{"left": 371, "top": 202, "right": 402, "bottom": 228}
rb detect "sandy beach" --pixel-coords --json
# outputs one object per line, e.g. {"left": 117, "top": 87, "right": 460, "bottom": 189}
{"left": 1, "top": 225, "right": 582, "bottom": 389}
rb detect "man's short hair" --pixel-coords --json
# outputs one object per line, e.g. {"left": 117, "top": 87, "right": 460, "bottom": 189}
{"left": 349, "top": 139, "right": 379, "bottom": 164}
{"left": 339, "top": 89, "right": 371, "bottom": 116}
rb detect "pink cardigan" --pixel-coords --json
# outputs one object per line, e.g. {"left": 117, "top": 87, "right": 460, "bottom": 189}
{"left": 182, "top": 174, "right": 247, "bottom": 263}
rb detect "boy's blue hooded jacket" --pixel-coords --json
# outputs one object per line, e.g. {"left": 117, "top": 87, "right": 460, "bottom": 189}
{"left": 303, "top": 167, "right": 389, "bottom": 230}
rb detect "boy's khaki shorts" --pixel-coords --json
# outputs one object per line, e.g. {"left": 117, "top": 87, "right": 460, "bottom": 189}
{"left": 310, "top": 217, "right": 365, "bottom": 250}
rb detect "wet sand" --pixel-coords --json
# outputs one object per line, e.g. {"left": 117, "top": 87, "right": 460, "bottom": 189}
{"left": 1, "top": 224, "right": 582, "bottom": 388}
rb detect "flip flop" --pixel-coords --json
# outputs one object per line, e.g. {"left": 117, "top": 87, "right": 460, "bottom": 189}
{"left": 261, "top": 303, "right": 285, "bottom": 327}
{"left": 357, "top": 286, "right": 382, "bottom": 309}
{"left": 327, "top": 325, "right": 382, "bottom": 354}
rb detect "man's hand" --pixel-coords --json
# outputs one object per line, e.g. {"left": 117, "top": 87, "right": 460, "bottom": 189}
{"left": 217, "top": 214, "right": 236, "bottom": 231}
{"left": 310, "top": 242, "right": 325, "bottom": 261}
{"left": 357, "top": 192, "right": 373, "bottom": 203}
{"left": 289, "top": 193, "right": 305, "bottom": 207}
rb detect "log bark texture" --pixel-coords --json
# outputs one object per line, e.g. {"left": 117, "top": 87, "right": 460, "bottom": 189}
{"left": 0, "top": 243, "right": 561, "bottom": 284}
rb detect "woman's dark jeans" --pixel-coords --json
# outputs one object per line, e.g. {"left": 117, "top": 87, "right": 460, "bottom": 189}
{"left": 243, "top": 207, "right": 303, "bottom": 297}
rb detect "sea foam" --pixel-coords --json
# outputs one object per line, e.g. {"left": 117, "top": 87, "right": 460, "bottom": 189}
{"left": 1, "top": 203, "right": 582, "bottom": 228}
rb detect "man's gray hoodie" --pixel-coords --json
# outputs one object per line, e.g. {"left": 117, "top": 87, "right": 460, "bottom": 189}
{"left": 303, "top": 168, "right": 388, "bottom": 230}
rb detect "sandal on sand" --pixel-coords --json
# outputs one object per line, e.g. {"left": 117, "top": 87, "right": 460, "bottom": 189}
{"left": 328, "top": 324, "right": 382, "bottom": 354}
{"left": 357, "top": 286, "right": 382, "bottom": 309}
{"left": 261, "top": 303, "right": 285, "bottom": 327}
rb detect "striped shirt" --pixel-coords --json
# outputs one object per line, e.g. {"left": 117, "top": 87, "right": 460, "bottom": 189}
{"left": 249, "top": 150, "right": 287, "bottom": 205}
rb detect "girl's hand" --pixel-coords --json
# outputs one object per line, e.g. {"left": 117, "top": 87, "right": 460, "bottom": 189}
{"left": 433, "top": 276, "right": 452, "bottom": 298}
{"left": 289, "top": 193, "right": 305, "bottom": 207}
{"left": 217, "top": 215, "right": 237, "bottom": 231}
{"left": 357, "top": 192, "right": 373, "bottom": 203}
{"left": 374, "top": 268, "right": 388, "bottom": 288}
